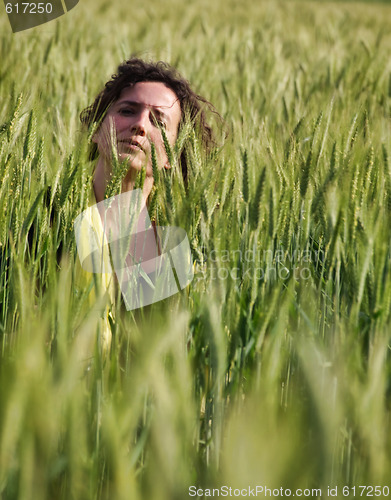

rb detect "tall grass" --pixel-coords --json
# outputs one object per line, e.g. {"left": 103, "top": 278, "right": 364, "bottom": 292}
{"left": 1, "top": 0, "right": 391, "bottom": 498}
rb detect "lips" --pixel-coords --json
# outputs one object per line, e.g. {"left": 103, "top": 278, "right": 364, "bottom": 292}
{"left": 118, "top": 138, "right": 146, "bottom": 152}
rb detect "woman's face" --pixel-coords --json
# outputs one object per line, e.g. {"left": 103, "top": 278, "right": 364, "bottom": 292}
{"left": 93, "top": 81, "right": 182, "bottom": 176}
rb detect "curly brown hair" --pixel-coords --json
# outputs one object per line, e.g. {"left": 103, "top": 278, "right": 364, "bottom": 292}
{"left": 80, "top": 57, "right": 218, "bottom": 181}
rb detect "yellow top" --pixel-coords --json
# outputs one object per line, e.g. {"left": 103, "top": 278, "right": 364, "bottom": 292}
{"left": 74, "top": 188, "right": 115, "bottom": 353}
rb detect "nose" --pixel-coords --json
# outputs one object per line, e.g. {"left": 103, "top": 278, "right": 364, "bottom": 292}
{"left": 129, "top": 109, "right": 149, "bottom": 137}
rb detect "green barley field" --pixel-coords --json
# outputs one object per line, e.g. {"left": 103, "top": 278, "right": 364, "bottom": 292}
{"left": 2, "top": 0, "right": 391, "bottom": 498}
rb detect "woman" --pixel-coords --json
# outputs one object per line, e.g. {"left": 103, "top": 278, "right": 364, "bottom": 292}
{"left": 76, "top": 58, "right": 217, "bottom": 350}
{"left": 80, "top": 57, "right": 216, "bottom": 200}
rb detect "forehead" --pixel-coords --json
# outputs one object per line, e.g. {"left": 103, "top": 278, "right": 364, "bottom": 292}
{"left": 116, "top": 81, "right": 180, "bottom": 114}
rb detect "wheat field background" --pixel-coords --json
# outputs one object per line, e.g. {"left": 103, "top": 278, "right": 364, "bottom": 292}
{"left": 1, "top": 0, "right": 391, "bottom": 498}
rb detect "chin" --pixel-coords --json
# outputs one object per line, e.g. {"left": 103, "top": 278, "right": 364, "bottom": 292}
{"left": 121, "top": 158, "right": 154, "bottom": 180}
{"left": 118, "top": 154, "right": 141, "bottom": 168}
